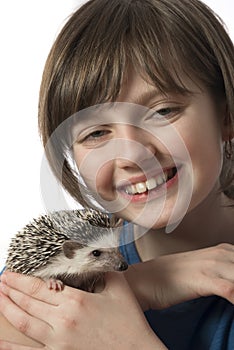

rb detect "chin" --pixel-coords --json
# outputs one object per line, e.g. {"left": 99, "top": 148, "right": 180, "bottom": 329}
{"left": 118, "top": 199, "right": 180, "bottom": 232}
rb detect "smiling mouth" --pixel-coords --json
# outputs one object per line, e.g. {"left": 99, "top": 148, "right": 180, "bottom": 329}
{"left": 119, "top": 167, "right": 178, "bottom": 195}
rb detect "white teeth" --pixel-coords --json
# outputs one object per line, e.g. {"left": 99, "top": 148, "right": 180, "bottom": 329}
{"left": 125, "top": 184, "right": 137, "bottom": 195}
{"left": 123, "top": 170, "right": 172, "bottom": 195}
{"left": 145, "top": 178, "right": 156, "bottom": 190}
{"left": 136, "top": 182, "right": 147, "bottom": 193}
{"left": 156, "top": 175, "right": 164, "bottom": 186}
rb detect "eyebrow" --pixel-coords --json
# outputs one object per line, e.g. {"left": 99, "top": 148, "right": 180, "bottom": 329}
{"left": 130, "top": 88, "right": 165, "bottom": 105}
{"left": 135, "top": 87, "right": 195, "bottom": 105}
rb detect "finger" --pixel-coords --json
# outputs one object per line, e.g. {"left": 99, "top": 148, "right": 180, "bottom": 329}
{"left": 103, "top": 272, "right": 129, "bottom": 294}
{"left": 0, "top": 291, "right": 51, "bottom": 343}
{"left": 207, "top": 243, "right": 234, "bottom": 262}
{"left": 104, "top": 271, "right": 124, "bottom": 286}
{"left": 207, "top": 277, "right": 234, "bottom": 304}
{"left": 0, "top": 340, "right": 43, "bottom": 350}
{"left": 1, "top": 272, "right": 60, "bottom": 305}
{"left": 0, "top": 283, "right": 55, "bottom": 323}
{"left": 207, "top": 260, "right": 234, "bottom": 282}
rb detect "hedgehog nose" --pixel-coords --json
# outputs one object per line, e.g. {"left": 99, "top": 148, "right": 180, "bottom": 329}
{"left": 116, "top": 261, "right": 128, "bottom": 271}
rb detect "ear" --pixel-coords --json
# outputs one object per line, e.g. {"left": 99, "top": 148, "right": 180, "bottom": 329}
{"left": 62, "top": 240, "right": 84, "bottom": 259}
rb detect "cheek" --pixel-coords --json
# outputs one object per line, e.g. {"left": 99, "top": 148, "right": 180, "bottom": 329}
{"left": 73, "top": 146, "right": 115, "bottom": 198}
{"left": 95, "top": 162, "right": 115, "bottom": 199}
{"left": 177, "top": 112, "right": 223, "bottom": 204}
{"left": 73, "top": 146, "right": 86, "bottom": 168}
{"left": 191, "top": 136, "right": 223, "bottom": 194}
{"left": 183, "top": 116, "right": 222, "bottom": 171}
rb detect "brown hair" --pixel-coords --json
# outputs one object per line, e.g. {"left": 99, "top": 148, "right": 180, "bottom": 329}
{"left": 38, "top": 0, "right": 234, "bottom": 207}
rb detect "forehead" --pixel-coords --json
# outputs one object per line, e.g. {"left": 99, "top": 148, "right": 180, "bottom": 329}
{"left": 116, "top": 68, "right": 199, "bottom": 104}
{"left": 116, "top": 71, "right": 161, "bottom": 104}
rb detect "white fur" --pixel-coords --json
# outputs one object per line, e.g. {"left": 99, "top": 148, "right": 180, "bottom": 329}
{"left": 87, "top": 228, "right": 120, "bottom": 249}
{"left": 34, "top": 231, "right": 121, "bottom": 279}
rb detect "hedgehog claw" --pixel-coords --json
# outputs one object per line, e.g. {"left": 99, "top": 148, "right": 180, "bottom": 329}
{"left": 46, "top": 278, "right": 64, "bottom": 291}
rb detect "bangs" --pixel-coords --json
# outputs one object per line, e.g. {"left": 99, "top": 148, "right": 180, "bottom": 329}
{"left": 42, "top": 0, "right": 226, "bottom": 130}
{"left": 71, "top": 2, "right": 195, "bottom": 109}
{"left": 60, "top": 0, "right": 224, "bottom": 112}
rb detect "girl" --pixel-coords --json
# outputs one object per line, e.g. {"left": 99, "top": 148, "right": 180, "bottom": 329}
{"left": 0, "top": 0, "right": 234, "bottom": 348}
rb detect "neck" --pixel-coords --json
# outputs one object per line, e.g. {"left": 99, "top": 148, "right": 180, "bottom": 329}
{"left": 134, "top": 188, "right": 234, "bottom": 261}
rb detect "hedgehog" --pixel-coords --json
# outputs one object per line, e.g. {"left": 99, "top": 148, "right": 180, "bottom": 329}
{"left": 5, "top": 208, "right": 128, "bottom": 292}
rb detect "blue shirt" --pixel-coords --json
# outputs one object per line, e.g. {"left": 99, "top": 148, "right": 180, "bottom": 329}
{"left": 120, "top": 223, "right": 234, "bottom": 350}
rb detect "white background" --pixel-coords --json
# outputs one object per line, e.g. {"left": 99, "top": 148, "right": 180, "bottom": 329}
{"left": 0, "top": 0, "right": 233, "bottom": 268}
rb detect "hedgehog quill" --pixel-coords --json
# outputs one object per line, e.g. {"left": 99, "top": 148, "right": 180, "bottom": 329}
{"left": 5, "top": 209, "right": 128, "bottom": 292}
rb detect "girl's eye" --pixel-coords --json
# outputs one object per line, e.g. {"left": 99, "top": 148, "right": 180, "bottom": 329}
{"left": 148, "top": 106, "right": 182, "bottom": 121}
{"left": 157, "top": 107, "right": 174, "bottom": 116}
{"left": 81, "top": 129, "right": 111, "bottom": 143}
{"left": 87, "top": 130, "right": 109, "bottom": 139}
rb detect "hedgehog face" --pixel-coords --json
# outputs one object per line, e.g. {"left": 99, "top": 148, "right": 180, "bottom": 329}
{"left": 62, "top": 241, "right": 128, "bottom": 274}
{"left": 87, "top": 248, "right": 128, "bottom": 272}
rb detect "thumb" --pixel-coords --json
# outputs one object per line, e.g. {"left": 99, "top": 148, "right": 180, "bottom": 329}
{"left": 103, "top": 272, "right": 128, "bottom": 293}
{"left": 103, "top": 272, "right": 144, "bottom": 313}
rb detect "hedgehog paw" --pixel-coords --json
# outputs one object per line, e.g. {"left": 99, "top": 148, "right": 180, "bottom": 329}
{"left": 46, "top": 279, "right": 64, "bottom": 291}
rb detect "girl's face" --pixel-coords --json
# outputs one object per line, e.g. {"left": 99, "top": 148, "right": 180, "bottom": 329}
{"left": 72, "top": 72, "right": 225, "bottom": 230}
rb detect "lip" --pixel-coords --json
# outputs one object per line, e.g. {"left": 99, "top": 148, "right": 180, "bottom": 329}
{"left": 116, "top": 166, "right": 175, "bottom": 190}
{"left": 117, "top": 166, "right": 180, "bottom": 203}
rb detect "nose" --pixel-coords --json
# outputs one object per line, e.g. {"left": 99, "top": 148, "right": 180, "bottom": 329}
{"left": 115, "top": 261, "right": 128, "bottom": 271}
{"left": 114, "top": 125, "right": 157, "bottom": 168}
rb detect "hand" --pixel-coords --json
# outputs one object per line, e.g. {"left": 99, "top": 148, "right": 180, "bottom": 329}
{"left": 0, "top": 271, "right": 166, "bottom": 350}
{"left": 125, "top": 243, "right": 234, "bottom": 310}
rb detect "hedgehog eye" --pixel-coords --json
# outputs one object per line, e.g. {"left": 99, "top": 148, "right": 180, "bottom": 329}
{"left": 92, "top": 250, "right": 102, "bottom": 257}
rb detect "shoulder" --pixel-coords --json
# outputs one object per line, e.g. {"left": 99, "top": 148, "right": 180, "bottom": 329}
{"left": 119, "top": 222, "right": 141, "bottom": 265}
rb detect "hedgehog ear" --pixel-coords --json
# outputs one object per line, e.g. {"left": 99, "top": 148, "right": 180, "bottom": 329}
{"left": 62, "top": 240, "right": 84, "bottom": 259}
